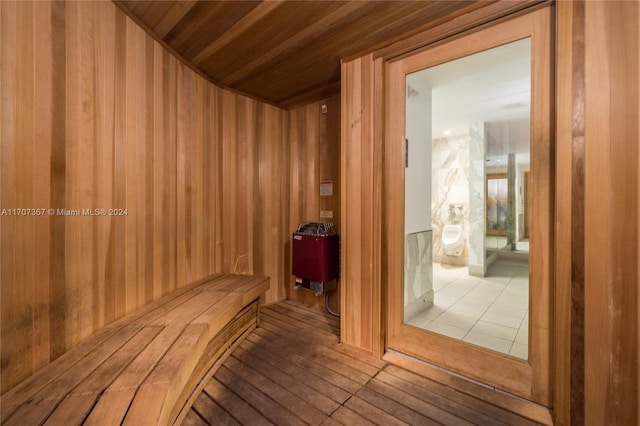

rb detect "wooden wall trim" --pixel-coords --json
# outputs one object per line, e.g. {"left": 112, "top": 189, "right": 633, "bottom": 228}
{"left": 340, "top": 1, "right": 490, "bottom": 64}
{"left": 372, "top": 56, "right": 386, "bottom": 358}
{"left": 374, "top": 0, "right": 549, "bottom": 62}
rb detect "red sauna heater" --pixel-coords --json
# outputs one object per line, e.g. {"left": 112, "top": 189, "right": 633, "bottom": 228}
{"left": 292, "top": 222, "right": 340, "bottom": 295}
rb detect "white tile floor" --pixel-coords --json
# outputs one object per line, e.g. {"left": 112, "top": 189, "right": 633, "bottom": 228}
{"left": 406, "top": 258, "right": 529, "bottom": 360}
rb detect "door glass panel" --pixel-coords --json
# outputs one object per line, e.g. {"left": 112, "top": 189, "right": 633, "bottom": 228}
{"left": 403, "top": 38, "right": 531, "bottom": 360}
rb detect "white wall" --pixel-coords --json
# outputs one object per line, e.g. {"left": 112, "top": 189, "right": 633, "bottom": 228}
{"left": 405, "top": 76, "right": 432, "bottom": 234}
{"left": 403, "top": 75, "right": 434, "bottom": 321}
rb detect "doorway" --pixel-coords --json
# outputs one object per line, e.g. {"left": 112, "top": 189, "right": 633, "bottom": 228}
{"left": 385, "top": 7, "right": 553, "bottom": 405}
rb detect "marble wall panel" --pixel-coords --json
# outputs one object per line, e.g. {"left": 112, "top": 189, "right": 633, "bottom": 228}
{"left": 404, "top": 231, "right": 433, "bottom": 321}
{"left": 431, "top": 136, "right": 470, "bottom": 265}
{"left": 469, "top": 122, "right": 486, "bottom": 276}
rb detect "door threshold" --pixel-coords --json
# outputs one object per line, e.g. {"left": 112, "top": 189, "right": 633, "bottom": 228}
{"left": 383, "top": 350, "right": 553, "bottom": 425}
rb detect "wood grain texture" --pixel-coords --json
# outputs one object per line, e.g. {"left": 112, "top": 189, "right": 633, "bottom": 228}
{"left": 556, "top": 1, "right": 640, "bottom": 423}
{"left": 554, "top": 2, "right": 578, "bottom": 424}
{"left": 583, "top": 1, "right": 639, "bottom": 424}
{"left": 0, "top": 274, "right": 268, "bottom": 424}
{"left": 114, "top": 0, "right": 483, "bottom": 108}
{"left": 0, "top": 0, "right": 288, "bottom": 393}
{"left": 190, "top": 301, "right": 550, "bottom": 425}
{"left": 340, "top": 54, "right": 385, "bottom": 357}
{"left": 344, "top": 6, "right": 553, "bottom": 404}
{"left": 288, "top": 96, "right": 341, "bottom": 312}
{"left": 374, "top": 0, "right": 547, "bottom": 62}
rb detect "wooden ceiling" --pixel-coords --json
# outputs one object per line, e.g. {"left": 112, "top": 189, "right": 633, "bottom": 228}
{"left": 115, "top": 1, "right": 484, "bottom": 108}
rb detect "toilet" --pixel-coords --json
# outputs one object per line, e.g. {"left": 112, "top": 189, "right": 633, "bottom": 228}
{"left": 442, "top": 225, "right": 465, "bottom": 256}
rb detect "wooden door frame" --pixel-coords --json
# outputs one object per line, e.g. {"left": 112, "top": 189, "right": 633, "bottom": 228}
{"left": 383, "top": 7, "right": 553, "bottom": 405}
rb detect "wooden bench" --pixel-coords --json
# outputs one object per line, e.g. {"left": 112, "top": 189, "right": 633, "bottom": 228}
{"left": 0, "top": 273, "right": 269, "bottom": 426}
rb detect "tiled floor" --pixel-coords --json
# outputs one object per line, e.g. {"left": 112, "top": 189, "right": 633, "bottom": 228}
{"left": 486, "top": 235, "right": 530, "bottom": 252}
{"left": 406, "top": 257, "right": 529, "bottom": 359}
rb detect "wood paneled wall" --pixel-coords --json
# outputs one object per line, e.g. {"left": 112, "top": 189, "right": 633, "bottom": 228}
{"left": 342, "top": 3, "right": 640, "bottom": 422}
{"left": 340, "top": 54, "right": 384, "bottom": 357}
{"left": 582, "top": 1, "right": 638, "bottom": 423}
{"left": 0, "top": 0, "right": 288, "bottom": 393}
{"left": 219, "top": 91, "right": 289, "bottom": 303}
{"left": 288, "top": 97, "right": 341, "bottom": 312}
{"left": 556, "top": 1, "right": 640, "bottom": 423}
{"left": 338, "top": 0, "right": 550, "bottom": 364}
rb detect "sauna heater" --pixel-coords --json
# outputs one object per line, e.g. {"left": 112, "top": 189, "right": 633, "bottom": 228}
{"left": 292, "top": 222, "right": 339, "bottom": 296}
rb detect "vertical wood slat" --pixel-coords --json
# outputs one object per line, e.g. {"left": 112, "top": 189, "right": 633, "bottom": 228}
{"left": 342, "top": 57, "right": 363, "bottom": 350}
{"left": 583, "top": 1, "right": 639, "bottom": 424}
{"left": 551, "top": 3, "right": 640, "bottom": 421}
{"left": 554, "top": 2, "right": 577, "bottom": 424}
{"left": 16, "top": 0, "right": 37, "bottom": 388}
{"left": 221, "top": 90, "right": 237, "bottom": 276}
{"left": 0, "top": 0, "right": 18, "bottom": 391}
{"left": 608, "top": 3, "right": 639, "bottom": 422}
{"left": 340, "top": 54, "right": 383, "bottom": 356}
{"left": 287, "top": 97, "right": 341, "bottom": 311}
{"left": 325, "top": 97, "right": 343, "bottom": 314}
{"left": 255, "top": 103, "right": 289, "bottom": 304}
{"left": 610, "top": 6, "right": 639, "bottom": 421}
{"left": 582, "top": 2, "right": 612, "bottom": 421}
{"left": 0, "top": 0, "right": 288, "bottom": 394}
{"left": 152, "top": 42, "right": 164, "bottom": 301}
{"left": 529, "top": 6, "right": 553, "bottom": 404}
{"left": 112, "top": 5, "right": 127, "bottom": 322}
{"left": 32, "top": 0, "right": 53, "bottom": 370}
{"left": 570, "top": 1, "right": 586, "bottom": 423}
{"left": 49, "top": 0, "right": 68, "bottom": 361}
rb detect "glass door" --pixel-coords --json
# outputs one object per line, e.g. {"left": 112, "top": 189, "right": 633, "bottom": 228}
{"left": 385, "top": 7, "right": 552, "bottom": 405}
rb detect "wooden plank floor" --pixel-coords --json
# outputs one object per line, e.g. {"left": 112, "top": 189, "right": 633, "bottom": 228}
{"left": 183, "top": 300, "right": 544, "bottom": 426}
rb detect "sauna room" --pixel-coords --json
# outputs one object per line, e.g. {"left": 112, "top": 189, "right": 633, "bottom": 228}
{"left": 1, "top": 1, "right": 638, "bottom": 425}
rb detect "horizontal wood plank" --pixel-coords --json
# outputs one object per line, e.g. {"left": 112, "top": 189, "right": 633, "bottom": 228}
{"left": 189, "top": 300, "right": 551, "bottom": 426}
{"left": 380, "top": 366, "right": 538, "bottom": 426}
{"left": 237, "top": 338, "right": 352, "bottom": 404}
{"left": 115, "top": 1, "right": 484, "bottom": 107}
{"left": 232, "top": 346, "right": 340, "bottom": 415}
{"left": 203, "top": 379, "right": 274, "bottom": 426}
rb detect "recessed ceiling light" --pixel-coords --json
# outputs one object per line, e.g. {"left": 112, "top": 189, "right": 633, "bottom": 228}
{"left": 444, "top": 129, "right": 451, "bottom": 136}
